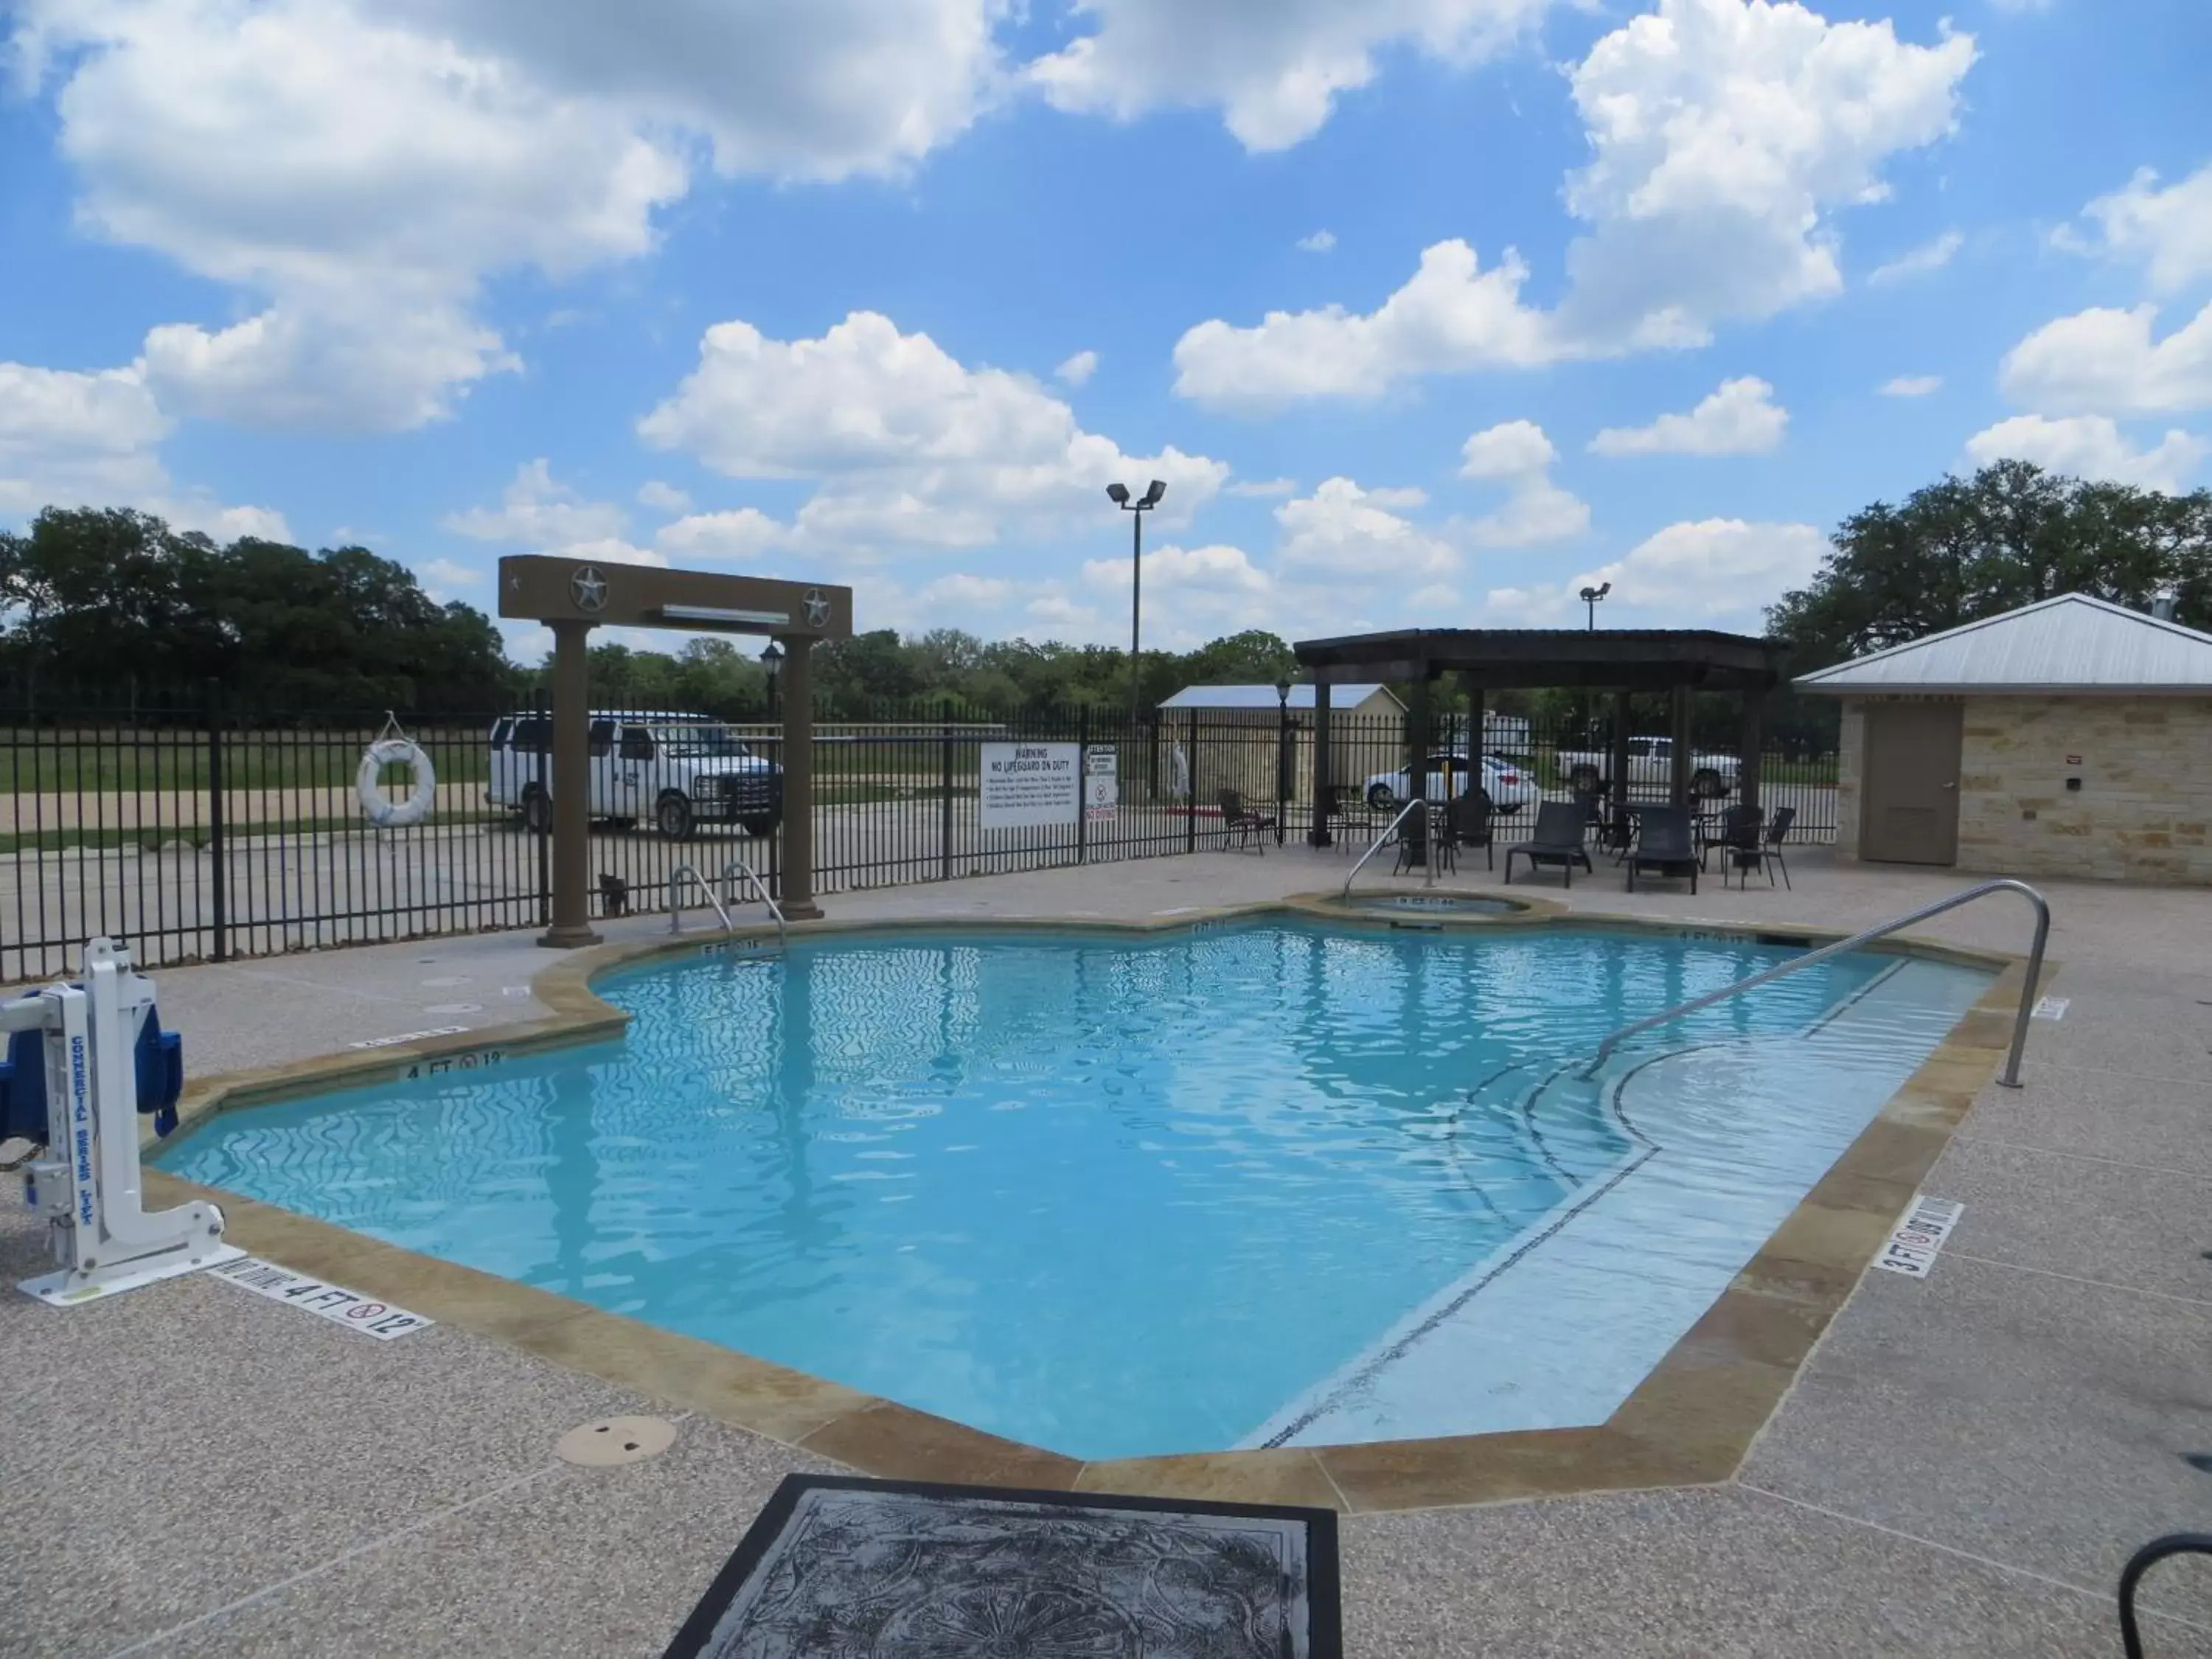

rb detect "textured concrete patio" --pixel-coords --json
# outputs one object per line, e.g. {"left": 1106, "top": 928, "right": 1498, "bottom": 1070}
{"left": 4, "top": 841, "right": 2211, "bottom": 1656}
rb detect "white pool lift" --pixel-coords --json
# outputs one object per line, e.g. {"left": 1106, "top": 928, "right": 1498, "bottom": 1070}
{"left": 1, "top": 937, "right": 242, "bottom": 1306}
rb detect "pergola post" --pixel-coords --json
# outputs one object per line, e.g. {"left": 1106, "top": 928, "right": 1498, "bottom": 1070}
{"left": 1610, "top": 691, "right": 1632, "bottom": 806}
{"left": 1407, "top": 669, "right": 1433, "bottom": 816}
{"left": 1308, "top": 680, "right": 1334, "bottom": 847}
{"left": 538, "top": 618, "right": 600, "bottom": 949}
{"left": 1668, "top": 683, "right": 1693, "bottom": 809}
{"left": 778, "top": 636, "right": 821, "bottom": 920}
{"left": 1739, "top": 689, "right": 1764, "bottom": 813}
{"left": 1464, "top": 676, "right": 1484, "bottom": 809}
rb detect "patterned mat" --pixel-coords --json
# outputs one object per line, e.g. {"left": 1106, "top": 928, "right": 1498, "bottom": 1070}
{"left": 664, "top": 1474, "right": 1341, "bottom": 1658}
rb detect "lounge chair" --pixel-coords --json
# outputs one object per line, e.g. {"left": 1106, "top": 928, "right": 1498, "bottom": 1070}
{"left": 1626, "top": 805, "right": 1699, "bottom": 893}
{"left": 1217, "top": 788, "right": 1276, "bottom": 854}
{"left": 1444, "top": 788, "right": 1494, "bottom": 871}
{"left": 1504, "top": 801, "right": 1594, "bottom": 887}
{"left": 1705, "top": 804, "right": 1764, "bottom": 883}
{"left": 1391, "top": 802, "right": 1453, "bottom": 877}
{"left": 1758, "top": 805, "right": 1797, "bottom": 890}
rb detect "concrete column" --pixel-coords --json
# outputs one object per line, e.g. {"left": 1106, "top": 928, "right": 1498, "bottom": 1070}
{"left": 538, "top": 619, "right": 600, "bottom": 949}
{"left": 778, "top": 636, "right": 821, "bottom": 920}
{"left": 1407, "top": 670, "right": 1433, "bottom": 813}
{"left": 1669, "top": 682, "right": 1693, "bottom": 808}
{"left": 1308, "top": 680, "right": 1334, "bottom": 847}
{"left": 1739, "top": 689, "right": 1765, "bottom": 813}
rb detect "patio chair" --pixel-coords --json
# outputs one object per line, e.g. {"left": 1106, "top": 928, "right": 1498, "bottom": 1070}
{"left": 1503, "top": 801, "right": 1594, "bottom": 888}
{"left": 1444, "top": 787, "right": 1495, "bottom": 871}
{"left": 1217, "top": 789, "right": 1276, "bottom": 855}
{"left": 1705, "top": 803, "right": 1764, "bottom": 881}
{"left": 1571, "top": 788, "right": 1606, "bottom": 845}
{"left": 1626, "top": 805, "right": 1699, "bottom": 894}
{"left": 1391, "top": 802, "right": 1453, "bottom": 877}
{"left": 1322, "top": 783, "right": 1373, "bottom": 852}
{"left": 1758, "top": 804, "right": 1797, "bottom": 891}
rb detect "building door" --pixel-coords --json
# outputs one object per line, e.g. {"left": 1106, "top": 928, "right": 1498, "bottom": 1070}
{"left": 1861, "top": 702, "right": 1962, "bottom": 864}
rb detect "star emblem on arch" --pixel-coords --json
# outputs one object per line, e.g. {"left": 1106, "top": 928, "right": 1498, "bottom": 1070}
{"left": 569, "top": 566, "right": 608, "bottom": 613}
{"left": 804, "top": 588, "right": 830, "bottom": 628}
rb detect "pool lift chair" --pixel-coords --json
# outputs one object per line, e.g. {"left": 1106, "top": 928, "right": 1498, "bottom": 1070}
{"left": 0, "top": 937, "right": 243, "bottom": 1306}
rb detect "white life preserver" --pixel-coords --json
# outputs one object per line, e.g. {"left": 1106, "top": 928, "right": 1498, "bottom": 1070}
{"left": 357, "top": 738, "right": 437, "bottom": 828}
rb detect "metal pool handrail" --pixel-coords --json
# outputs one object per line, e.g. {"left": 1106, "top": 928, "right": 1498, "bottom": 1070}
{"left": 1585, "top": 878, "right": 2051, "bottom": 1089}
{"left": 1341, "top": 797, "right": 1436, "bottom": 897}
{"left": 717, "top": 853, "right": 788, "bottom": 953}
{"left": 667, "top": 863, "right": 734, "bottom": 936}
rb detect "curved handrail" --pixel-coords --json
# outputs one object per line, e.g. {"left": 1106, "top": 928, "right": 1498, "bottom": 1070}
{"left": 1340, "top": 796, "right": 1435, "bottom": 897}
{"left": 719, "top": 853, "right": 789, "bottom": 953}
{"left": 1585, "top": 877, "right": 2050, "bottom": 1088}
{"left": 666, "top": 863, "right": 734, "bottom": 936}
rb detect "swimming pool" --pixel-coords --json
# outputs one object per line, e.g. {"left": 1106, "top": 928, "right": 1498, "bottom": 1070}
{"left": 161, "top": 919, "right": 1991, "bottom": 1460}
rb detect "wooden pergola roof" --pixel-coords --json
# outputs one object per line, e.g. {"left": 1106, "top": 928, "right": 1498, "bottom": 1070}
{"left": 1293, "top": 627, "right": 1790, "bottom": 693}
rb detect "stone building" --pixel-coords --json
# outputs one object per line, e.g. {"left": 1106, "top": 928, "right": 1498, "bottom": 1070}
{"left": 1798, "top": 594, "right": 2212, "bottom": 885}
{"left": 1155, "top": 683, "right": 1403, "bottom": 806}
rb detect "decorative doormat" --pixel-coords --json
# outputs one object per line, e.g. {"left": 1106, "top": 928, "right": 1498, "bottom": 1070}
{"left": 663, "top": 1474, "right": 1342, "bottom": 1658}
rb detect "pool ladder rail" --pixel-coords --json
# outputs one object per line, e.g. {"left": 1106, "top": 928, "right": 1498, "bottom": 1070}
{"left": 667, "top": 855, "right": 787, "bottom": 953}
{"left": 1586, "top": 877, "right": 2051, "bottom": 1089}
{"left": 1341, "top": 797, "right": 1441, "bottom": 898}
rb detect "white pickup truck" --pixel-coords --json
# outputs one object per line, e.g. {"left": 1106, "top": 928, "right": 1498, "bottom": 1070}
{"left": 1554, "top": 736, "right": 1739, "bottom": 799}
{"left": 486, "top": 710, "right": 781, "bottom": 839}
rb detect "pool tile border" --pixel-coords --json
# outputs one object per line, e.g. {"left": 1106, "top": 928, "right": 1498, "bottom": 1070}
{"left": 147, "top": 899, "right": 2043, "bottom": 1514}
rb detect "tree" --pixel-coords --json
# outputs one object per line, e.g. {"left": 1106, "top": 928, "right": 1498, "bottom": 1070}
{"left": 1769, "top": 462, "right": 2212, "bottom": 672}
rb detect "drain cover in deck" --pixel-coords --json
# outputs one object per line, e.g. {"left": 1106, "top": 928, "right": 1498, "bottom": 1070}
{"left": 663, "top": 1474, "right": 1341, "bottom": 1658}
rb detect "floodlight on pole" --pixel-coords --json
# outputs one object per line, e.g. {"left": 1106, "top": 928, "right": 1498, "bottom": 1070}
{"left": 1579, "top": 581, "right": 1612, "bottom": 631}
{"left": 1109, "top": 480, "right": 1166, "bottom": 730}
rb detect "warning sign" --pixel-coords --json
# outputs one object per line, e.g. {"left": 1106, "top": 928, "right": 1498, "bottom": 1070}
{"left": 978, "top": 742, "right": 1081, "bottom": 829}
{"left": 1873, "top": 1194, "right": 1964, "bottom": 1279}
{"left": 207, "top": 1256, "right": 434, "bottom": 1339}
{"left": 1085, "top": 746, "right": 1119, "bottom": 823}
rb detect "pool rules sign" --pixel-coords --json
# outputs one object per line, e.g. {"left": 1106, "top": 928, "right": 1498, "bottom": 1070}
{"left": 1085, "top": 745, "right": 1118, "bottom": 823}
{"left": 979, "top": 742, "right": 1081, "bottom": 829}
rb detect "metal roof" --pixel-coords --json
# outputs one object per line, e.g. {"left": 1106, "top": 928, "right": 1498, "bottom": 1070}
{"left": 1293, "top": 627, "right": 1787, "bottom": 692}
{"left": 1794, "top": 594, "right": 2212, "bottom": 695}
{"left": 1157, "top": 683, "right": 1394, "bottom": 711}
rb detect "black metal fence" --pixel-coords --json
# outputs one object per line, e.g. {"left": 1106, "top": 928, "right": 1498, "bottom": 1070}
{"left": 1, "top": 692, "right": 1840, "bottom": 983}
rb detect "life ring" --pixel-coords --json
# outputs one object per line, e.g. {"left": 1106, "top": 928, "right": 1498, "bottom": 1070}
{"left": 357, "top": 738, "right": 437, "bottom": 827}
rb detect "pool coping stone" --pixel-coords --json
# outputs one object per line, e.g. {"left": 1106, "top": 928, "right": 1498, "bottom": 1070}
{"left": 145, "top": 899, "right": 2044, "bottom": 1515}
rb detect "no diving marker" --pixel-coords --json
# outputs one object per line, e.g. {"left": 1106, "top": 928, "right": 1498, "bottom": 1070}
{"left": 206, "top": 1256, "right": 433, "bottom": 1340}
{"left": 1874, "top": 1194, "right": 1964, "bottom": 1279}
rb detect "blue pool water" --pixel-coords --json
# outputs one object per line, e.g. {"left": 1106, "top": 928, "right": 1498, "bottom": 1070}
{"left": 161, "top": 921, "right": 1989, "bottom": 1458}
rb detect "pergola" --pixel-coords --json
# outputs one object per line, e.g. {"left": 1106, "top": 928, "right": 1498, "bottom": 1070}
{"left": 1293, "top": 627, "right": 1790, "bottom": 845}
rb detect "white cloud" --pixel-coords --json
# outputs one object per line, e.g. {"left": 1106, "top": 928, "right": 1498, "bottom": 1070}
{"left": 1589, "top": 377, "right": 1787, "bottom": 456}
{"left": 655, "top": 507, "right": 790, "bottom": 563}
{"left": 1999, "top": 301, "right": 2212, "bottom": 416}
{"left": 444, "top": 459, "right": 630, "bottom": 546}
{"left": 636, "top": 480, "right": 692, "bottom": 513}
{"left": 1866, "top": 229, "right": 1964, "bottom": 286}
{"left": 0, "top": 359, "right": 287, "bottom": 536}
{"left": 416, "top": 557, "right": 484, "bottom": 599}
{"left": 1457, "top": 420, "right": 1590, "bottom": 547}
{"left": 639, "top": 310, "right": 1226, "bottom": 560}
{"left": 1964, "top": 415, "right": 2206, "bottom": 494}
{"left": 1273, "top": 476, "right": 1456, "bottom": 577}
{"left": 1029, "top": 0, "right": 1551, "bottom": 153}
{"left": 13, "top": 0, "right": 1009, "bottom": 432}
{"left": 1174, "top": 240, "right": 1555, "bottom": 408}
{"left": 1055, "top": 349, "right": 1099, "bottom": 387}
{"left": 1225, "top": 477, "right": 1298, "bottom": 497}
{"left": 1557, "top": 518, "right": 1829, "bottom": 625}
{"left": 1171, "top": 0, "right": 1975, "bottom": 408}
{"left": 1880, "top": 374, "right": 1942, "bottom": 397}
{"left": 2077, "top": 163, "right": 2212, "bottom": 294}
{"left": 1298, "top": 229, "right": 1337, "bottom": 253}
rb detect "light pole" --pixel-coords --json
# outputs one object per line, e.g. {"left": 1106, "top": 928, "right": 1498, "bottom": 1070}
{"left": 1107, "top": 479, "right": 1166, "bottom": 732}
{"left": 1275, "top": 676, "right": 1293, "bottom": 846}
{"left": 760, "top": 639, "right": 784, "bottom": 720}
{"left": 1579, "top": 581, "right": 1612, "bottom": 631}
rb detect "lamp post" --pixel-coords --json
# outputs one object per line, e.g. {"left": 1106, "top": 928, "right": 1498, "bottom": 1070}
{"left": 1275, "top": 677, "right": 1293, "bottom": 846}
{"left": 760, "top": 639, "right": 784, "bottom": 720}
{"left": 1579, "top": 581, "right": 1612, "bottom": 631}
{"left": 1107, "top": 479, "right": 1166, "bottom": 732}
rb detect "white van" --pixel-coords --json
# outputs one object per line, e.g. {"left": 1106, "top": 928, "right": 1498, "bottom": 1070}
{"left": 485, "top": 711, "right": 782, "bottom": 839}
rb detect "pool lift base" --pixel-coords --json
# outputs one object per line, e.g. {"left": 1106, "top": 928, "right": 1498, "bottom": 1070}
{"left": 2, "top": 938, "right": 243, "bottom": 1308}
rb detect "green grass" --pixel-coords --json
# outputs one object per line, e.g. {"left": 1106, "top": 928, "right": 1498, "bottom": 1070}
{"left": 1, "top": 728, "right": 495, "bottom": 793}
{"left": 0, "top": 810, "right": 509, "bottom": 856}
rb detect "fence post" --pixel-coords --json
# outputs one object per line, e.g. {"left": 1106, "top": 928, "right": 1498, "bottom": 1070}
{"left": 532, "top": 687, "right": 551, "bottom": 926}
{"left": 1076, "top": 702, "right": 1090, "bottom": 866}
{"left": 204, "top": 679, "right": 227, "bottom": 964}
{"left": 940, "top": 709, "right": 954, "bottom": 883}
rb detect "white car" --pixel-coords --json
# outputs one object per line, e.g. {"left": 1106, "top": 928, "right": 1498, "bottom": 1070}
{"left": 1363, "top": 753, "right": 1535, "bottom": 813}
{"left": 486, "top": 711, "right": 782, "bottom": 838}
{"left": 1554, "top": 735, "right": 1739, "bottom": 800}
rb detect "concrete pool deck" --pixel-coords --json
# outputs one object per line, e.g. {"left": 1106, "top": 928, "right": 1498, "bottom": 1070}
{"left": 5, "top": 844, "right": 2211, "bottom": 1655}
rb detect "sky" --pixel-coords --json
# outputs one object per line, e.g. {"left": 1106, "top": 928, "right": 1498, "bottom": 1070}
{"left": 4, "top": 0, "right": 2210, "bottom": 663}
